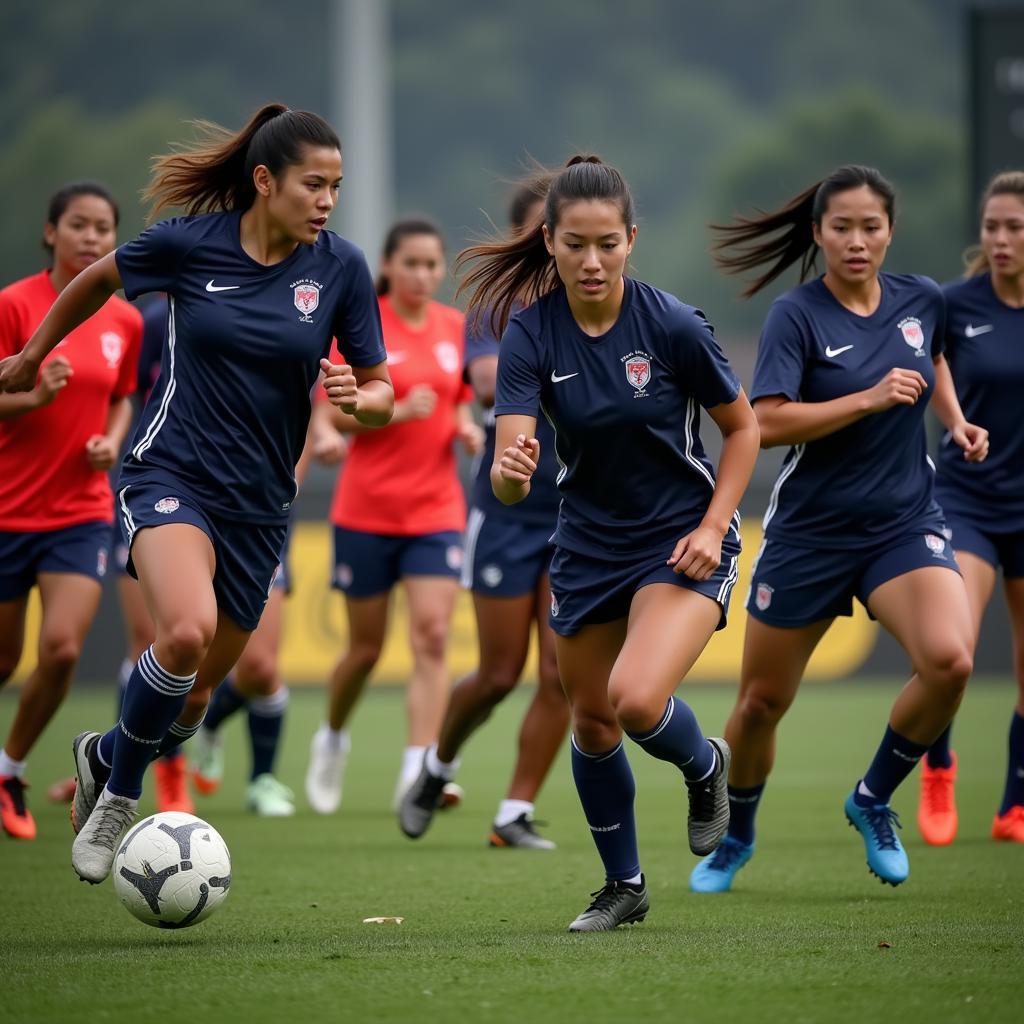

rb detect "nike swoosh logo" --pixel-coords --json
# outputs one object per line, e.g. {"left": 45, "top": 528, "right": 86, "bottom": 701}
{"left": 551, "top": 371, "right": 579, "bottom": 383}
{"left": 205, "top": 280, "right": 240, "bottom": 292}
{"left": 825, "top": 345, "right": 853, "bottom": 358}
{"left": 964, "top": 324, "right": 994, "bottom": 338}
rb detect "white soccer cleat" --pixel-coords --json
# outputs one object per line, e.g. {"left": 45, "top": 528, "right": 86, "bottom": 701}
{"left": 305, "top": 727, "right": 349, "bottom": 815}
{"left": 71, "top": 788, "right": 138, "bottom": 884}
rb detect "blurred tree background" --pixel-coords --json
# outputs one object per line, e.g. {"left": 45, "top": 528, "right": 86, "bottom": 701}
{"left": 0, "top": 0, "right": 979, "bottom": 341}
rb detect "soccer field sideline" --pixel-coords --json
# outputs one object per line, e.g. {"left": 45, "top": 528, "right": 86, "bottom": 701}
{"left": 2, "top": 681, "right": 1022, "bottom": 1024}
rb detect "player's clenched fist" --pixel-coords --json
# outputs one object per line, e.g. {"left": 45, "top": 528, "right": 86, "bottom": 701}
{"left": 498, "top": 434, "right": 540, "bottom": 485}
{"left": 0, "top": 352, "right": 41, "bottom": 394}
{"left": 320, "top": 357, "right": 358, "bottom": 414}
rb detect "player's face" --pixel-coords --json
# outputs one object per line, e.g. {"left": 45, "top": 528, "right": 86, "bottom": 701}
{"left": 813, "top": 186, "right": 892, "bottom": 287}
{"left": 381, "top": 233, "right": 445, "bottom": 309}
{"left": 543, "top": 200, "right": 636, "bottom": 308}
{"left": 267, "top": 145, "right": 343, "bottom": 244}
{"left": 981, "top": 193, "right": 1024, "bottom": 280}
{"left": 44, "top": 195, "right": 117, "bottom": 278}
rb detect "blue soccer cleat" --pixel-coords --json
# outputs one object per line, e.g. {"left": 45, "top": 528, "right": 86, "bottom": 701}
{"left": 689, "top": 835, "right": 754, "bottom": 893}
{"left": 844, "top": 790, "right": 909, "bottom": 886}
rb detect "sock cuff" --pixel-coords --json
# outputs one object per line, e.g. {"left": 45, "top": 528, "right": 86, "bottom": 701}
{"left": 728, "top": 782, "right": 765, "bottom": 803}
{"left": 571, "top": 735, "right": 624, "bottom": 763}
{"left": 138, "top": 646, "right": 197, "bottom": 696}
{"left": 625, "top": 698, "right": 676, "bottom": 743}
{"left": 167, "top": 714, "right": 205, "bottom": 741}
{"left": 248, "top": 688, "right": 289, "bottom": 716}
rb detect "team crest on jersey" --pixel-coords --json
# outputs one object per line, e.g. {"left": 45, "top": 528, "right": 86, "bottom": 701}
{"left": 100, "top": 332, "right": 123, "bottom": 368}
{"left": 898, "top": 317, "right": 926, "bottom": 357}
{"left": 621, "top": 350, "right": 653, "bottom": 396}
{"left": 291, "top": 278, "right": 323, "bottom": 323}
{"left": 754, "top": 583, "right": 774, "bottom": 611}
{"left": 925, "top": 534, "right": 946, "bottom": 556}
{"left": 154, "top": 497, "right": 180, "bottom": 514}
{"left": 433, "top": 341, "right": 460, "bottom": 375}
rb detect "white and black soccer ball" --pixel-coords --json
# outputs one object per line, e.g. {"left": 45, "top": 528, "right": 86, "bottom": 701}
{"left": 112, "top": 811, "right": 231, "bottom": 929}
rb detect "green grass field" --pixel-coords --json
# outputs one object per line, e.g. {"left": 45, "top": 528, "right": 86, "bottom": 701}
{"left": 2, "top": 681, "right": 1022, "bottom": 1024}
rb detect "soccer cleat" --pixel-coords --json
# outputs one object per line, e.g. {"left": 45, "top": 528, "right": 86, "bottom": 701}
{"left": 71, "top": 731, "right": 106, "bottom": 835}
{"left": 488, "top": 813, "right": 556, "bottom": 850}
{"left": 567, "top": 877, "right": 649, "bottom": 932}
{"left": 992, "top": 805, "right": 1024, "bottom": 842}
{"left": 686, "top": 737, "right": 731, "bottom": 856}
{"left": 398, "top": 762, "right": 447, "bottom": 839}
{"left": 305, "top": 728, "right": 349, "bottom": 814}
{"left": 246, "top": 774, "right": 296, "bottom": 817}
{"left": 917, "top": 752, "right": 958, "bottom": 846}
{"left": 47, "top": 776, "right": 78, "bottom": 804}
{"left": 71, "top": 789, "right": 138, "bottom": 884}
{"left": 689, "top": 835, "right": 755, "bottom": 893}
{"left": 154, "top": 752, "right": 194, "bottom": 814}
{"left": 0, "top": 776, "right": 36, "bottom": 839}
{"left": 191, "top": 728, "right": 224, "bottom": 796}
{"left": 844, "top": 790, "right": 909, "bottom": 886}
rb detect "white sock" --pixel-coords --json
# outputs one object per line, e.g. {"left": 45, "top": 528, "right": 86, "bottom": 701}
{"left": 100, "top": 784, "right": 138, "bottom": 807}
{"left": 425, "top": 745, "right": 458, "bottom": 782}
{"left": 0, "top": 748, "right": 26, "bottom": 778}
{"left": 494, "top": 799, "right": 534, "bottom": 827}
{"left": 320, "top": 724, "right": 349, "bottom": 753}
{"left": 402, "top": 745, "right": 427, "bottom": 783}
{"left": 622, "top": 873, "right": 643, "bottom": 887}
{"left": 857, "top": 779, "right": 877, "bottom": 800}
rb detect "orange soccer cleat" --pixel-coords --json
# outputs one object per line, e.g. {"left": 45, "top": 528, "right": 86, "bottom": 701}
{"left": 917, "top": 752, "right": 958, "bottom": 846}
{"left": 992, "top": 805, "right": 1024, "bottom": 842}
{"left": 154, "top": 753, "right": 194, "bottom": 814}
{"left": 0, "top": 775, "right": 37, "bottom": 839}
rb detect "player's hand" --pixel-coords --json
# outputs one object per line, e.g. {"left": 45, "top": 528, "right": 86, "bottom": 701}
{"left": 311, "top": 423, "right": 348, "bottom": 465}
{"left": 667, "top": 524, "right": 723, "bottom": 581}
{"left": 456, "top": 420, "right": 485, "bottom": 456}
{"left": 85, "top": 433, "right": 118, "bottom": 470}
{"left": 498, "top": 434, "right": 540, "bottom": 485}
{"left": 398, "top": 384, "right": 437, "bottom": 422}
{"left": 863, "top": 368, "right": 927, "bottom": 412}
{"left": 320, "top": 358, "right": 358, "bottom": 415}
{"left": 33, "top": 356, "right": 74, "bottom": 406}
{"left": 951, "top": 421, "right": 989, "bottom": 463}
{"left": 0, "top": 351, "right": 44, "bottom": 394}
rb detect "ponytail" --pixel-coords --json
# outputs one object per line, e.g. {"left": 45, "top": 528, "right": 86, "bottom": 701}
{"left": 963, "top": 170, "right": 1024, "bottom": 276}
{"left": 142, "top": 103, "right": 341, "bottom": 220}
{"left": 713, "top": 165, "right": 896, "bottom": 298}
{"left": 456, "top": 155, "right": 634, "bottom": 337}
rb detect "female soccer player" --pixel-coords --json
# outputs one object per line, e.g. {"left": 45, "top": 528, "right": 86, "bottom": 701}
{"left": 399, "top": 181, "right": 570, "bottom": 849}
{"left": 458, "top": 156, "right": 759, "bottom": 931}
{"left": 0, "top": 182, "right": 141, "bottom": 840}
{"left": 690, "top": 165, "right": 987, "bottom": 894}
{"left": 306, "top": 218, "right": 483, "bottom": 814}
{"left": 0, "top": 104, "right": 392, "bottom": 882}
{"left": 916, "top": 171, "right": 1024, "bottom": 845}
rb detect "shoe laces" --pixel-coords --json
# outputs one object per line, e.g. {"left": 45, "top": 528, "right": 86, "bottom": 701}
{"left": 862, "top": 805, "right": 902, "bottom": 851}
{"left": 922, "top": 774, "right": 954, "bottom": 814}
{"left": 414, "top": 772, "right": 447, "bottom": 810}
{"left": 583, "top": 880, "right": 636, "bottom": 915}
{"left": 707, "top": 836, "right": 747, "bottom": 870}
{"left": 1, "top": 777, "right": 28, "bottom": 815}
{"left": 90, "top": 799, "right": 136, "bottom": 852}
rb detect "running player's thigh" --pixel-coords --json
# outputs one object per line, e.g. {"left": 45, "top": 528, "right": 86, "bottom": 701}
{"left": 0, "top": 594, "right": 30, "bottom": 679}
{"left": 555, "top": 619, "right": 627, "bottom": 720}
{"left": 343, "top": 591, "right": 391, "bottom": 653}
{"left": 866, "top": 566, "right": 974, "bottom": 669}
{"left": 1003, "top": 577, "right": 1024, "bottom": 704}
{"left": 738, "top": 615, "right": 833, "bottom": 708}
{"left": 116, "top": 574, "right": 155, "bottom": 661}
{"left": 533, "top": 572, "right": 561, "bottom": 694}
{"left": 403, "top": 576, "right": 458, "bottom": 652}
{"left": 474, "top": 590, "right": 536, "bottom": 682}
{"left": 35, "top": 573, "right": 103, "bottom": 657}
{"left": 131, "top": 524, "right": 217, "bottom": 637}
{"left": 233, "top": 585, "right": 284, "bottom": 694}
{"left": 193, "top": 610, "right": 254, "bottom": 698}
{"left": 955, "top": 550, "right": 998, "bottom": 640}
{"left": 608, "top": 584, "right": 721, "bottom": 711}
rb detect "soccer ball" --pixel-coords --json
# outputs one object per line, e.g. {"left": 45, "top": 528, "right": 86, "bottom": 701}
{"left": 112, "top": 811, "right": 231, "bottom": 929}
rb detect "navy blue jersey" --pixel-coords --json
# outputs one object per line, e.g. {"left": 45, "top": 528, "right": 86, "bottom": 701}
{"left": 115, "top": 212, "right": 385, "bottom": 524}
{"left": 934, "top": 273, "right": 1024, "bottom": 532}
{"left": 494, "top": 277, "right": 741, "bottom": 559}
{"left": 137, "top": 295, "right": 168, "bottom": 403}
{"left": 752, "top": 273, "right": 946, "bottom": 549}
{"left": 464, "top": 312, "right": 560, "bottom": 527}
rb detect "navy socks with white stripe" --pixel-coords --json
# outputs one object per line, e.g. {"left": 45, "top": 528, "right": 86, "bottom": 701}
{"left": 626, "top": 697, "right": 715, "bottom": 782}
{"left": 570, "top": 738, "right": 640, "bottom": 882}
{"left": 248, "top": 689, "right": 288, "bottom": 779}
{"left": 855, "top": 724, "right": 929, "bottom": 807}
{"left": 106, "top": 646, "right": 196, "bottom": 800}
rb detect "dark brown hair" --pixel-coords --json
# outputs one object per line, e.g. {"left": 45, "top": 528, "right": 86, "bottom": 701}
{"left": 965, "top": 170, "right": 1024, "bottom": 276}
{"left": 375, "top": 217, "right": 444, "bottom": 296}
{"left": 713, "top": 165, "right": 896, "bottom": 297}
{"left": 43, "top": 181, "right": 119, "bottom": 260}
{"left": 143, "top": 103, "right": 341, "bottom": 219}
{"left": 456, "top": 155, "right": 635, "bottom": 336}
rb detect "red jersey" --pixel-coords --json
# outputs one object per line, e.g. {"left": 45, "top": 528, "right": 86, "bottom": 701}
{"left": 330, "top": 296, "right": 472, "bottom": 534}
{"left": 0, "top": 270, "right": 142, "bottom": 530}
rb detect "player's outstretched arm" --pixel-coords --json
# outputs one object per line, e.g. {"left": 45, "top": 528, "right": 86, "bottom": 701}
{"left": 491, "top": 413, "right": 539, "bottom": 505}
{"left": 0, "top": 252, "right": 121, "bottom": 393}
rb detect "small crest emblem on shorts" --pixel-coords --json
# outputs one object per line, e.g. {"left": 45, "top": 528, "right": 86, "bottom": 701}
{"left": 100, "top": 332, "right": 123, "bottom": 368}
{"left": 97, "top": 548, "right": 108, "bottom": 577}
{"left": 755, "top": 583, "right": 774, "bottom": 611}
{"left": 898, "top": 317, "right": 926, "bottom": 357}
{"left": 481, "top": 564, "right": 503, "bottom": 588}
{"left": 550, "top": 592, "right": 560, "bottom": 617}
{"left": 446, "top": 546, "right": 463, "bottom": 571}
{"left": 625, "top": 357, "right": 651, "bottom": 391}
{"left": 335, "top": 564, "right": 353, "bottom": 589}
{"left": 154, "top": 497, "right": 179, "bottom": 514}
{"left": 925, "top": 534, "right": 945, "bottom": 555}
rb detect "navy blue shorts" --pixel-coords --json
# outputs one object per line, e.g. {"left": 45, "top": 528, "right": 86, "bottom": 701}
{"left": 461, "top": 508, "right": 553, "bottom": 598}
{"left": 746, "top": 529, "right": 961, "bottom": 628}
{"left": 547, "top": 536, "right": 741, "bottom": 638}
{"left": 332, "top": 526, "right": 463, "bottom": 599}
{"left": 117, "top": 476, "right": 287, "bottom": 632}
{"left": 944, "top": 514, "right": 1024, "bottom": 579}
{"left": 272, "top": 521, "right": 293, "bottom": 594}
{"left": 0, "top": 521, "right": 111, "bottom": 600}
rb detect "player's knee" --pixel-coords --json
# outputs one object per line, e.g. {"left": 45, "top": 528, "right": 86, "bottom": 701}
{"left": 410, "top": 618, "right": 449, "bottom": 662}
{"left": 160, "top": 619, "right": 214, "bottom": 670}
{"left": 736, "top": 684, "right": 792, "bottom": 730}
{"left": 922, "top": 644, "right": 973, "bottom": 700}
{"left": 36, "top": 632, "right": 83, "bottom": 677}
{"left": 0, "top": 647, "right": 22, "bottom": 685}
{"left": 572, "top": 708, "right": 621, "bottom": 752}
{"left": 347, "top": 640, "right": 383, "bottom": 676}
{"left": 235, "top": 651, "right": 277, "bottom": 693}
